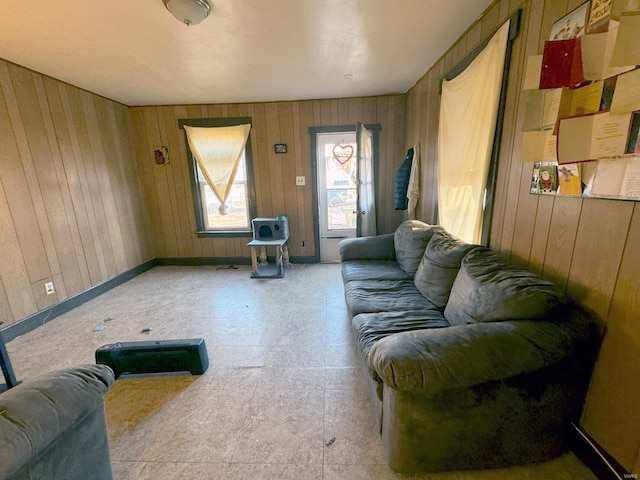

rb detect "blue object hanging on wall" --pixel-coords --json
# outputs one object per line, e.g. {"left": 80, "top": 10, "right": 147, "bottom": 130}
{"left": 394, "top": 148, "right": 414, "bottom": 210}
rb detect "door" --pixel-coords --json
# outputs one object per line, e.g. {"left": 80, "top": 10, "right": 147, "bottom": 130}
{"left": 356, "top": 122, "right": 377, "bottom": 237}
{"left": 316, "top": 131, "right": 358, "bottom": 262}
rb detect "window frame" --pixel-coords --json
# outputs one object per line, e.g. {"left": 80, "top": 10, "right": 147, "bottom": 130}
{"left": 178, "top": 117, "right": 257, "bottom": 238}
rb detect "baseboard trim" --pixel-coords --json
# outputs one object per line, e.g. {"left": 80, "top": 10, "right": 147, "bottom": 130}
{"left": 156, "top": 257, "right": 251, "bottom": 266}
{"left": 570, "top": 423, "right": 632, "bottom": 480}
{"left": 1, "top": 259, "right": 159, "bottom": 342}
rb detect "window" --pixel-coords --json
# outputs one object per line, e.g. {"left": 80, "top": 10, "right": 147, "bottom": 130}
{"left": 179, "top": 117, "right": 257, "bottom": 237}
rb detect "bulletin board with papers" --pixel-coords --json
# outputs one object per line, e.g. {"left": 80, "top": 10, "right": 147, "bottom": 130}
{"left": 522, "top": 0, "right": 640, "bottom": 201}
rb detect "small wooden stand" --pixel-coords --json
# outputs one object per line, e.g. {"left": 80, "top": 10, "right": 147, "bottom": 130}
{"left": 248, "top": 239, "right": 288, "bottom": 278}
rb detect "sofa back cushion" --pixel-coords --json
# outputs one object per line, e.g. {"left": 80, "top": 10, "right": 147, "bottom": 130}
{"left": 413, "top": 230, "right": 476, "bottom": 309}
{"left": 444, "top": 247, "right": 568, "bottom": 325}
{"left": 394, "top": 221, "right": 440, "bottom": 277}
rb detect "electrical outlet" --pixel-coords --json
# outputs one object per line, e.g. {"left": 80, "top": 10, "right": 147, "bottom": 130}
{"left": 45, "top": 282, "right": 55, "bottom": 296}
{"left": 296, "top": 176, "right": 305, "bottom": 186}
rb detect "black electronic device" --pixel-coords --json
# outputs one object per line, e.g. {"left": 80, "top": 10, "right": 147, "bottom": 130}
{"left": 95, "top": 338, "right": 208, "bottom": 378}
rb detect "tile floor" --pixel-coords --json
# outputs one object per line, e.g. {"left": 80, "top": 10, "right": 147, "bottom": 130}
{"left": 5, "top": 264, "right": 598, "bottom": 479}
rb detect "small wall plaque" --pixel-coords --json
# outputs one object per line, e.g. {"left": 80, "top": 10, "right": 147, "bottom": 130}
{"left": 274, "top": 143, "right": 287, "bottom": 154}
{"left": 154, "top": 146, "right": 169, "bottom": 165}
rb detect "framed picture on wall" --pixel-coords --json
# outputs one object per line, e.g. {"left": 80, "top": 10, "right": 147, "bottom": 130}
{"left": 549, "top": 1, "right": 591, "bottom": 40}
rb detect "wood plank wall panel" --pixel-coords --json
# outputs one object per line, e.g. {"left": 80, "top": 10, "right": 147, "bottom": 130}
{"left": 580, "top": 204, "right": 640, "bottom": 467}
{"left": 0, "top": 59, "right": 153, "bottom": 326}
{"left": 404, "top": 0, "right": 640, "bottom": 470}
{"left": 129, "top": 95, "right": 406, "bottom": 259}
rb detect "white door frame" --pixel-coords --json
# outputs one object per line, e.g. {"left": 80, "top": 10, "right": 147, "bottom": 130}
{"left": 316, "top": 131, "right": 357, "bottom": 263}
{"left": 308, "top": 125, "right": 381, "bottom": 263}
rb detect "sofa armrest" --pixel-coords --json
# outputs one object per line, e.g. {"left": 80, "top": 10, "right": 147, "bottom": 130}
{"left": 339, "top": 233, "right": 396, "bottom": 262}
{"left": 0, "top": 364, "right": 115, "bottom": 478}
{"left": 368, "top": 314, "right": 599, "bottom": 395}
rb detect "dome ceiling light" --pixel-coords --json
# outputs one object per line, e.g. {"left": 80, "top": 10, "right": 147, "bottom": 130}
{"left": 162, "top": 0, "right": 211, "bottom": 26}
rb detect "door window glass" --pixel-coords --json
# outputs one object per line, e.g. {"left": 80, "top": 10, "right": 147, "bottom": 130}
{"left": 323, "top": 141, "right": 357, "bottom": 230}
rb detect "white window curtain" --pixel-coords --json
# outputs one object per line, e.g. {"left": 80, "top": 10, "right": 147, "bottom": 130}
{"left": 437, "top": 20, "right": 510, "bottom": 244}
{"left": 184, "top": 124, "right": 251, "bottom": 215}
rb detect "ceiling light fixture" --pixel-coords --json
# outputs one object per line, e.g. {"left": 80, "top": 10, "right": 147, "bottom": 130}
{"left": 162, "top": 0, "right": 211, "bottom": 26}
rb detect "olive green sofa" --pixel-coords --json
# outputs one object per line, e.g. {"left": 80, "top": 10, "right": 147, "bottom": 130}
{"left": 339, "top": 221, "right": 602, "bottom": 473}
{"left": 0, "top": 364, "right": 115, "bottom": 480}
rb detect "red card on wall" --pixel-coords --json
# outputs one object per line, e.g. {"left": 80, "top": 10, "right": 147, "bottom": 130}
{"left": 539, "top": 38, "right": 585, "bottom": 89}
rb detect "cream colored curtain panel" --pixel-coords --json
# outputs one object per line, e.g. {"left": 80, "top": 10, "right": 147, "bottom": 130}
{"left": 437, "top": 20, "right": 510, "bottom": 243}
{"left": 184, "top": 124, "right": 251, "bottom": 215}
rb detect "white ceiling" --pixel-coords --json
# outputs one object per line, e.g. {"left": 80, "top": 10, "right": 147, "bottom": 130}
{"left": 0, "top": 0, "right": 494, "bottom": 106}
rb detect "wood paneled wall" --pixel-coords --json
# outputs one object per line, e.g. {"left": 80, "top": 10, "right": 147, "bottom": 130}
{"left": 0, "top": 60, "right": 154, "bottom": 327}
{"left": 406, "top": 0, "right": 640, "bottom": 471}
{"left": 129, "top": 96, "right": 407, "bottom": 259}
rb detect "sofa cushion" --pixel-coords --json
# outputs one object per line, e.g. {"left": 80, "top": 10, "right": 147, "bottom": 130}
{"left": 342, "top": 260, "right": 410, "bottom": 283}
{"left": 394, "top": 220, "right": 440, "bottom": 277}
{"left": 344, "top": 280, "right": 439, "bottom": 316}
{"left": 413, "top": 230, "right": 477, "bottom": 309}
{"left": 444, "top": 247, "right": 568, "bottom": 326}
{"left": 352, "top": 310, "right": 450, "bottom": 380}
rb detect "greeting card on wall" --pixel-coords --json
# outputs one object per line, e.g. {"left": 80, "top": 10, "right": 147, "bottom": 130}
{"left": 550, "top": 1, "right": 591, "bottom": 40}
{"left": 531, "top": 163, "right": 541, "bottom": 193}
{"left": 538, "top": 163, "right": 558, "bottom": 194}
{"left": 587, "top": 0, "right": 613, "bottom": 33}
{"left": 522, "top": 88, "right": 563, "bottom": 131}
{"left": 557, "top": 111, "right": 632, "bottom": 163}
{"left": 581, "top": 20, "right": 637, "bottom": 80}
{"left": 609, "top": 11, "right": 640, "bottom": 66}
{"left": 627, "top": 112, "right": 640, "bottom": 153}
{"left": 540, "top": 38, "right": 585, "bottom": 88}
{"left": 555, "top": 81, "right": 604, "bottom": 134}
{"left": 522, "top": 130, "right": 557, "bottom": 163}
{"left": 609, "top": 69, "right": 640, "bottom": 114}
{"left": 523, "top": 55, "right": 543, "bottom": 90}
{"left": 590, "top": 154, "right": 640, "bottom": 199}
{"left": 557, "top": 163, "right": 583, "bottom": 196}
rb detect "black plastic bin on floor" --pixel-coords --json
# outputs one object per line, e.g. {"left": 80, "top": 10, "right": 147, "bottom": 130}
{"left": 95, "top": 338, "right": 209, "bottom": 378}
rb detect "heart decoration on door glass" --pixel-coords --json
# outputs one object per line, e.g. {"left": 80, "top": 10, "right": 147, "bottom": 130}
{"left": 332, "top": 144, "right": 354, "bottom": 165}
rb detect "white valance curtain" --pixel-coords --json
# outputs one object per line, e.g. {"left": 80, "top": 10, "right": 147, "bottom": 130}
{"left": 437, "top": 20, "right": 510, "bottom": 243}
{"left": 184, "top": 124, "right": 251, "bottom": 215}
